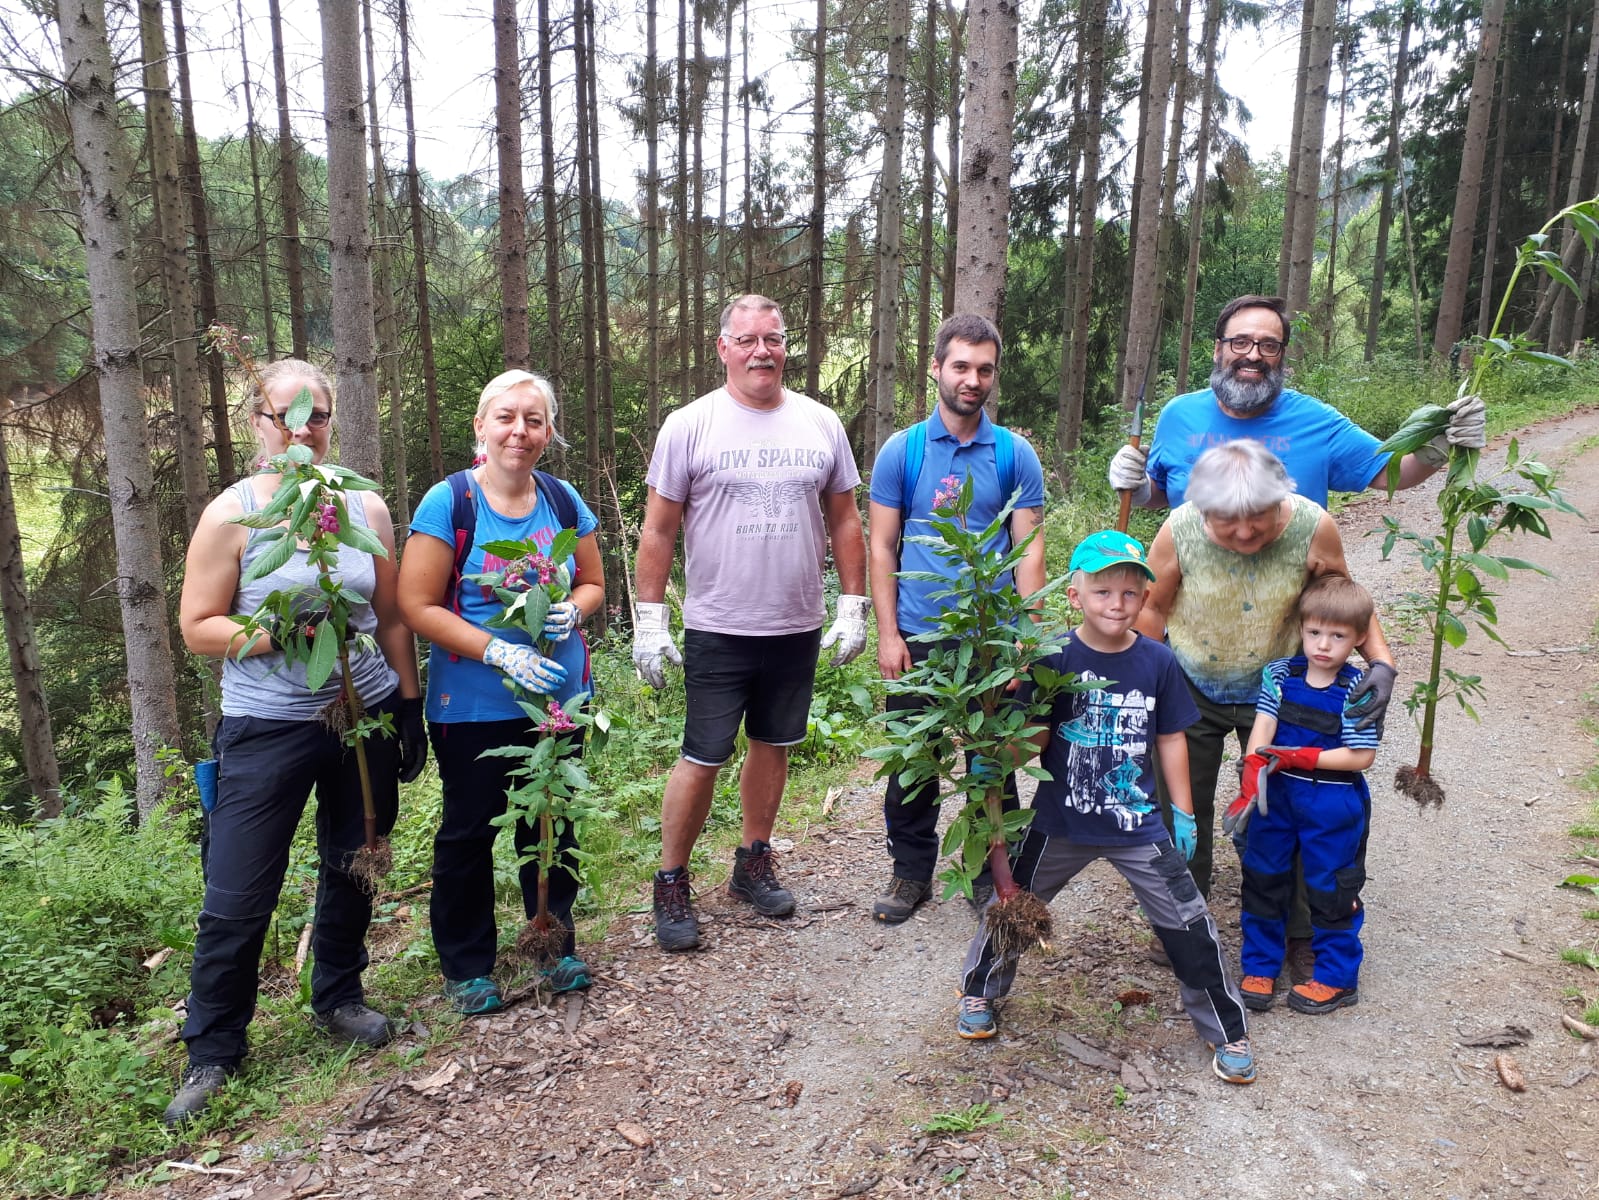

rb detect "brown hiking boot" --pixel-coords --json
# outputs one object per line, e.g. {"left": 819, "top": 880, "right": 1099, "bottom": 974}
{"left": 1239, "top": 974, "right": 1277, "bottom": 1012}
{"left": 1286, "top": 937, "right": 1315, "bottom": 986}
{"left": 872, "top": 874, "right": 931, "bottom": 924}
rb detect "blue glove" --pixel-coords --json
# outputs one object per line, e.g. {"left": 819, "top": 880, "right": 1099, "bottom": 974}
{"left": 483, "top": 637, "right": 568, "bottom": 695}
{"left": 967, "top": 754, "right": 1001, "bottom": 789}
{"left": 541, "top": 601, "right": 581, "bottom": 643}
{"left": 1172, "top": 808, "right": 1198, "bottom": 861}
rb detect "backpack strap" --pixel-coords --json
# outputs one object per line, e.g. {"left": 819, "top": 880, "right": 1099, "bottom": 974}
{"left": 898, "top": 420, "right": 929, "bottom": 517}
{"left": 445, "top": 470, "right": 479, "bottom": 661}
{"left": 994, "top": 426, "right": 1015, "bottom": 501}
{"left": 532, "top": 469, "right": 579, "bottom": 532}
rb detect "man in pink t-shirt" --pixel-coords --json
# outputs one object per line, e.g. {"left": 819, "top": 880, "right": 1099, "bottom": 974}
{"left": 633, "top": 294, "right": 868, "bottom": 952}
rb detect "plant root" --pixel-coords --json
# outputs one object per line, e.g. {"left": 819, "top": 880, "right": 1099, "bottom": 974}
{"left": 512, "top": 918, "right": 568, "bottom": 967}
{"left": 317, "top": 694, "right": 353, "bottom": 736}
{"left": 348, "top": 838, "right": 393, "bottom": 894}
{"left": 1395, "top": 765, "right": 1445, "bottom": 808}
{"left": 984, "top": 890, "right": 1053, "bottom": 960}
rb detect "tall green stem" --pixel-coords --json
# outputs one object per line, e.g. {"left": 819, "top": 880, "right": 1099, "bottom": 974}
{"left": 1416, "top": 518, "right": 1457, "bottom": 779}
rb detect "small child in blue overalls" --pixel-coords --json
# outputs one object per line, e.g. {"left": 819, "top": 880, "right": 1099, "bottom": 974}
{"left": 1232, "top": 574, "right": 1381, "bottom": 1015}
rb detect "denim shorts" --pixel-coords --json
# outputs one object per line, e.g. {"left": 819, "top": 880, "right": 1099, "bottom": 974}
{"left": 681, "top": 627, "right": 822, "bottom": 765}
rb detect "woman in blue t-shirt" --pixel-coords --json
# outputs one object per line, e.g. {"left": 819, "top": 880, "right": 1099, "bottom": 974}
{"left": 398, "top": 370, "right": 605, "bottom": 1016}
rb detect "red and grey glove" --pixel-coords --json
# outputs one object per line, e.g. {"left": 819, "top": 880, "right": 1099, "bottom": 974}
{"left": 1257, "top": 745, "right": 1323, "bottom": 773}
{"left": 1221, "top": 752, "right": 1274, "bottom": 838}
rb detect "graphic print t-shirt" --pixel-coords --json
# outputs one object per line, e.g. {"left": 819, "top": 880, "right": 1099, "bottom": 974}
{"left": 1029, "top": 632, "right": 1201, "bottom": 844}
{"left": 646, "top": 387, "right": 861, "bottom": 636}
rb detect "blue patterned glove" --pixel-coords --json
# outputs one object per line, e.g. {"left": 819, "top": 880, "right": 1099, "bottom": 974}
{"left": 484, "top": 637, "right": 567, "bottom": 695}
{"left": 1172, "top": 808, "right": 1198, "bottom": 861}
{"left": 541, "top": 601, "right": 581, "bottom": 643}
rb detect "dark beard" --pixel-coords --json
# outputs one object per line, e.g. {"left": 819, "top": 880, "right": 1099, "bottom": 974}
{"left": 1210, "top": 360, "right": 1284, "bottom": 415}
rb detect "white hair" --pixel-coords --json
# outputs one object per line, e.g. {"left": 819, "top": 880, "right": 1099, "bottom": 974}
{"left": 1185, "top": 440, "right": 1296, "bottom": 518}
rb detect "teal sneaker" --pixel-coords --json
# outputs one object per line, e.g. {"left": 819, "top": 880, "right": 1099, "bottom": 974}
{"left": 444, "top": 976, "right": 504, "bottom": 1015}
{"left": 956, "top": 995, "right": 997, "bottom": 1040}
{"left": 541, "top": 955, "right": 592, "bottom": 994}
{"left": 1212, "top": 1037, "right": 1257, "bottom": 1085}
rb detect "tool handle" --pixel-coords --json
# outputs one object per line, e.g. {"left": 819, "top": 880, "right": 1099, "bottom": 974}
{"left": 1114, "top": 433, "right": 1142, "bottom": 533}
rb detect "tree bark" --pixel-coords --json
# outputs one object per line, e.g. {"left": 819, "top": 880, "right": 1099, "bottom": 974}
{"left": 1546, "top": 0, "right": 1599, "bottom": 351}
{"left": 1285, "top": 0, "right": 1335, "bottom": 331}
{"left": 59, "top": 0, "right": 185, "bottom": 815}
{"left": 1363, "top": 1, "right": 1411, "bottom": 362}
{"left": 396, "top": 0, "right": 443, "bottom": 479}
{"left": 942, "top": 3, "right": 963, "bottom": 319}
{"left": 170, "top": 0, "right": 234, "bottom": 487}
{"left": 583, "top": 0, "right": 617, "bottom": 524}
{"left": 268, "top": 0, "right": 308, "bottom": 359}
{"left": 1476, "top": 38, "right": 1512, "bottom": 341}
{"left": 913, "top": 0, "right": 938, "bottom": 420}
{"left": 871, "top": 0, "right": 910, "bottom": 454}
{"left": 718, "top": 1, "right": 733, "bottom": 299}
{"left": 1322, "top": 5, "right": 1351, "bottom": 358}
{"left": 494, "top": 0, "right": 530, "bottom": 370}
{"left": 1153, "top": 0, "right": 1192, "bottom": 338}
{"left": 645, "top": 0, "right": 661, "bottom": 442}
{"left": 691, "top": 3, "right": 706, "bottom": 392}
{"left": 238, "top": 0, "right": 277, "bottom": 360}
{"left": 574, "top": 0, "right": 600, "bottom": 494}
{"left": 677, "top": 0, "right": 691, "bottom": 405}
{"left": 139, "top": 0, "right": 209, "bottom": 534}
{"left": 1431, "top": 0, "right": 1507, "bottom": 360}
{"left": 319, "top": 0, "right": 382, "bottom": 483}
{"left": 1119, "top": 0, "right": 1162, "bottom": 383}
{"left": 537, "top": 0, "right": 561, "bottom": 388}
{"left": 951, "top": 0, "right": 1019, "bottom": 335}
{"left": 1279, "top": 0, "right": 1314, "bottom": 299}
{"left": 806, "top": 0, "right": 826, "bottom": 401}
{"left": 0, "top": 415, "right": 61, "bottom": 817}
{"left": 1178, "top": 0, "right": 1223, "bottom": 388}
{"left": 1548, "top": 5, "right": 1575, "bottom": 218}
{"left": 1121, "top": 0, "right": 1176, "bottom": 411}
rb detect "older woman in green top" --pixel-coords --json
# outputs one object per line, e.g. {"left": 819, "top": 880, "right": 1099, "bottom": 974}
{"left": 1137, "top": 440, "right": 1397, "bottom": 978}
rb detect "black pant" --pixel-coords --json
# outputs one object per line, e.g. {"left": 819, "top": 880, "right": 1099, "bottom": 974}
{"left": 182, "top": 693, "right": 402, "bottom": 1068}
{"left": 882, "top": 635, "right": 1020, "bottom": 882}
{"left": 429, "top": 716, "right": 585, "bottom": 980}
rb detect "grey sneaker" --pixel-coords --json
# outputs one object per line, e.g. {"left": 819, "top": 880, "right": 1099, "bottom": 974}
{"left": 162, "top": 1062, "right": 233, "bottom": 1128}
{"left": 872, "top": 874, "right": 931, "bottom": 924}
{"left": 728, "top": 840, "right": 795, "bottom": 917}
{"left": 312, "top": 1002, "right": 395, "bottom": 1047}
{"left": 653, "top": 869, "right": 700, "bottom": 951}
{"left": 956, "top": 995, "right": 998, "bottom": 1039}
{"left": 1212, "top": 1037, "right": 1257, "bottom": 1085}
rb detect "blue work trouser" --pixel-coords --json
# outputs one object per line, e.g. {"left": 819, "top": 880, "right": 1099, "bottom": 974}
{"left": 182, "top": 691, "right": 402, "bottom": 1068}
{"left": 429, "top": 715, "right": 585, "bottom": 981}
{"left": 882, "top": 634, "right": 1019, "bottom": 883}
{"left": 1240, "top": 770, "right": 1370, "bottom": 989}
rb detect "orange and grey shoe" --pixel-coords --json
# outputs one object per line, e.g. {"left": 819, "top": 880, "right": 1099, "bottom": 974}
{"left": 1239, "top": 974, "right": 1278, "bottom": 1012}
{"left": 956, "top": 994, "right": 998, "bottom": 1039}
{"left": 1287, "top": 979, "right": 1359, "bottom": 1015}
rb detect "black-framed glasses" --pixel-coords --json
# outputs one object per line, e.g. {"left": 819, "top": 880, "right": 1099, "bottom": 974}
{"left": 1219, "top": 335, "right": 1286, "bottom": 359}
{"left": 256, "top": 408, "right": 332, "bottom": 430}
{"left": 724, "top": 332, "right": 788, "bottom": 351}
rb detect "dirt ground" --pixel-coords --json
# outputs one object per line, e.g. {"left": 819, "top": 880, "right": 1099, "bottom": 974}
{"left": 133, "top": 409, "right": 1599, "bottom": 1200}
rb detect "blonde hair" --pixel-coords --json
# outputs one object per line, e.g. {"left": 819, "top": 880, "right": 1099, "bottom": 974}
{"left": 248, "top": 358, "right": 333, "bottom": 448}
{"left": 473, "top": 369, "right": 569, "bottom": 456}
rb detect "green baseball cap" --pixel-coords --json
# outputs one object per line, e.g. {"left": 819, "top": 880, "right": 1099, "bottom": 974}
{"left": 1068, "top": 530, "right": 1156, "bottom": 581}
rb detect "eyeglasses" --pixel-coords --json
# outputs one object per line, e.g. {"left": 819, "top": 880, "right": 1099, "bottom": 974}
{"left": 723, "top": 332, "right": 788, "bottom": 351}
{"left": 1219, "top": 335, "right": 1286, "bottom": 359}
{"left": 256, "top": 408, "right": 332, "bottom": 430}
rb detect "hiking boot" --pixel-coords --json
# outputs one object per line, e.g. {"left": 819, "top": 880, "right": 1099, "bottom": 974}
{"left": 1239, "top": 974, "right": 1278, "bottom": 1012}
{"left": 956, "top": 995, "right": 998, "bottom": 1040}
{"left": 444, "top": 976, "right": 504, "bottom": 1015}
{"left": 1287, "top": 979, "right": 1359, "bottom": 1015}
{"left": 1145, "top": 940, "right": 1172, "bottom": 970}
{"left": 872, "top": 874, "right": 931, "bottom": 924}
{"left": 312, "top": 1002, "right": 395, "bottom": 1047}
{"left": 162, "top": 1062, "right": 233, "bottom": 1128}
{"left": 1212, "top": 1037, "right": 1257, "bottom": 1085}
{"left": 728, "top": 840, "right": 795, "bottom": 917}
{"left": 653, "top": 869, "right": 700, "bottom": 951}
{"left": 541, "top": 955, "right": 592, "bottom": 994}
{"left": 1286, "top": 937, "right": 1316, "bottom": 985}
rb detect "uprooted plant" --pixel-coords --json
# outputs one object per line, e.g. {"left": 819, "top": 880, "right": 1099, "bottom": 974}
{"left": 217, "top": 357, "right": 397, "bottom": 889}
{"left": 1376, "top": 202, "right": 1591, "bottom": 807}
{"left": 866, "top": 476, "right": 1086, "bottom": 960}
{"left": 468, "top": 531, "right": 612, "bottom": 967}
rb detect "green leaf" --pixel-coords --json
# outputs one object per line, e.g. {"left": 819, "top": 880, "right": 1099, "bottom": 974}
{"left": 1559, "top": 874, "right": 1599, "bottom": 889}
{"left": 481, "top": 539, "right": 537, "bottom": 560}
{"left": 241, "top": 532, "right": 297, "bottom": 583}
{"left": 284, "top": 386, "right": 315, "bottom": 430}
{"left": 336, "top": 521, "right": 388, "bottom": 558}
{"left": 1538, "top": 258, "right": 1581, "bottom": 298}
{"left": 549, "top": 528, "right": 579, "bottom": 563}
{"left": 305, "top": 622, "right": 340, "bottom": 691}
{"left": 1439, "top": 612, "right": 1469, "bottom": 648}
{"left": 1571, "top": 208, "right": 1599, "bottom": 251}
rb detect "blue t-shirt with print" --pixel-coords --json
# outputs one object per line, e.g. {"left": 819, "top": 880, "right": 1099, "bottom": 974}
{"left": 868, "top": 408, "right": 1046, "bottom": 634}
{"left": 411, "top": 474, "right": 599, "bottom": 723}
{"left": 1146, "top": 387, "right": 1388, "bottom": 509}
{"left": 1030, "top": 632, "right": 1200, "bottom": 845}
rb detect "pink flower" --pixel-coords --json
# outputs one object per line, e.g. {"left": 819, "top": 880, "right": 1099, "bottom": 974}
{"left": 316, "top": 502, "right": 340, "bottom": 534}
{"left": 537, "top": 700, "right": 577, "bottom": 734}
{"left": 932, "top": 474, "right": 962, "bottom": 511}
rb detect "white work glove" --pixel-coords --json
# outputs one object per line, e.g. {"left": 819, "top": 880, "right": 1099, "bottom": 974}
{"left": 1108, "top": 444, "right": 1152, "bottom": 505}
{"left": 632, "top": 601, "right": 682, "bottom": 690}
{"left": 541, "top": 600, "right": 581, "bottom": 643}
{"left": 1415, "top": 394, "right": 1487, "bottom": 467}
{"left": 483, "top": 636, "right": 568, "bottom": 694}
{"left": 819, "top": 594, "right": 870, "bottom": 667}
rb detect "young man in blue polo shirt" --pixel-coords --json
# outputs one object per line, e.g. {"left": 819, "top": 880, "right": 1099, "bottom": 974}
{"left": 865, "top": 313, "right": 1047, "bottom": 923}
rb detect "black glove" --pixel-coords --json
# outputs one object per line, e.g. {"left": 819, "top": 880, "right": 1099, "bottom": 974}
{"left": 396, "top": 697, "right": 427, "bottom": 783}
{"left": 1345, "top": 661, "right": 1396, "bottom": 732}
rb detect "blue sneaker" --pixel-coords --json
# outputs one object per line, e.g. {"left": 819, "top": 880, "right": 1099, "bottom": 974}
{"left": 956, "top": 995, "right": 997, "bottom": 1040}
{"left": 444, "top": 976, "right": 504, "bottom": 1016}
{"left": 1212, "top": 1037, "right": 1257, "bottom": 1085}
{"left": 541, "top": 955, "right": 592, "bottom": 994}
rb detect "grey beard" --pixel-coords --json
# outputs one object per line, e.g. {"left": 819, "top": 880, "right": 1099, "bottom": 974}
{"left": 1210, "top": 362, "right": 1284, "bottom": 415}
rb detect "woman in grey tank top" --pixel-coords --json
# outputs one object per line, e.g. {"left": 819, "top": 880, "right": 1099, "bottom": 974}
{"left": 161, "top": 359, "right": 424, "bottom": 1129}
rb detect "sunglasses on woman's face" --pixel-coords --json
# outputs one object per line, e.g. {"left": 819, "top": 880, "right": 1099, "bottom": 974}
{"left": 257, "top": 408, "right": 331, "bottom": 430}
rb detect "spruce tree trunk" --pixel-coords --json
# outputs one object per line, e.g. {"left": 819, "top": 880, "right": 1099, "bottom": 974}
{"left": 537, "top": 0, "right": 561, "bottom": 391}
{"left": 951, "top": 0, "right": 1019, "bottom": 335}
{"left": 806, "top": 0, "right": 826, "bottom": 401}
{"left": 584, "top": 0, "right": 617, "bottom": 635}
{"left": 676, "top": 0, "right": 691, "bottom": 404}
{"left": 1476, "top": 44, "right": 1512, "bottom": 341}
{"left": 494, "top": 0, "right": 531, "bottom": 370}
{"left": 269, "top": 0, "right": 308, "bottom": 359}
{"left": 645, "top": 0, "right": 661, "bottom": 443}
{"left": 1177, "top": 0, "right": 1222, "bottom": 388}
{"left": 1543, "top": 0, "right": 1599, "bottom": 352}
{"left": 238, "top": 0, "right": 277, "bottom": 360}
{"left": 1431, "top": 0, "right": 1507, "bottom": 360}
{"left": 1121, "top": 0, "right": 1176, "bottom": 411}
{"left": 913, "top": 0, "right": 939, "bottom": 420}
{"left": 1279, "top": 0, "right": 1314, "bottom": 299}
{"left": 574, "top": 0, "right": 600, "bottom": 496}
{"left": 397, "top": 0, "right": 443, "bottom": 479}
{"left": 139, "top": 0, "right": 209, "bottom": 534}
{"left": 1285, "top": 0, "right": 1335, "bottom": 330}
{"left": 1153, "top": 0, "right": 1192, "bottom": 333}
{"left": 718, "top": 4, "right": 733, "bottom": 297}
{"left": 691, "top": 4, "right": 706, "bottom": 392}
{"left": 1363, "top": 2, "right": 1411, "bottom": 362}
{"left": 942, "top": 3, "right": 963, "bottom": 319}
{"left": 59, "top": 0, "right": 185, "bottom": 816}
{"left": 1322, "top": 9, "right": 1350, "bottom": 358}
{"left": 871, "top": 0, "right": 909, "bottom": 454}
{"left": 319, "top": 0, "right": 383, "bottom": 483}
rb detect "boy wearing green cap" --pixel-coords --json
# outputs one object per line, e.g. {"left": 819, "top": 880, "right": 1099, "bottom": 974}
{"left": 956, "top": 530, "right": 1256, "bottom": 1084}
